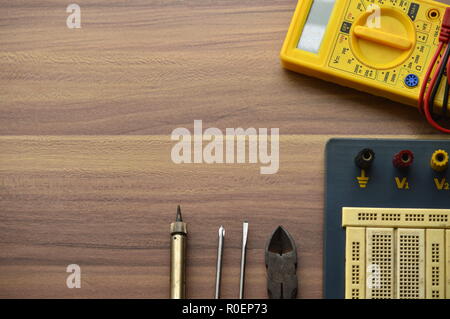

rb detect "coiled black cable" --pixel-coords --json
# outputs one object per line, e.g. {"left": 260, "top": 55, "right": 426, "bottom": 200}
{"left": 429, "top": 44, "right": 450, "bottom": 117}
{"left": 443, "top": 80, "right": 449, "bottom": 116}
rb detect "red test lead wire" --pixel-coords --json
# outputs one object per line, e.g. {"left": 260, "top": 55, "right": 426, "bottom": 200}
{"left": 439, "top": 8, "right": 450, "bottom": 43}
{"left": 418, "top": 41, "right": 443, "bottom": 113}
{"left": 421, "top": 8, "right": 450, "bottom": 133}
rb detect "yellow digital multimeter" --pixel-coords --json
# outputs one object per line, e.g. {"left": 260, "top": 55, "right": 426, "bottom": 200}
{"left": 280, "top": 0, "right": 449, "bottom": 109}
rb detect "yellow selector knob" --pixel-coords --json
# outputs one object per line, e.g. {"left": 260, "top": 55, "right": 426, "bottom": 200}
{"left": 430, "top": 149, "right": 449, "bottom": 172}
{"left": 350, "top": 7, "right": 416, "bottom": 70}
{"left": 353, "top": 26, "right": 412, "bottom": 51}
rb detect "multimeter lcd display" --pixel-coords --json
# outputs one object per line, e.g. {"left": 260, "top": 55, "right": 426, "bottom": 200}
{"left": 297, "top": 0, "right": 336, "bottom": 53}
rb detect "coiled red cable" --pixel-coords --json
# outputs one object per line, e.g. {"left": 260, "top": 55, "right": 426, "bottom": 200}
{"left": 420, "top": 8, "right": 450, "bottom": 133}
{"left": 418, "top": 42, "right": 443, "bottom": 114}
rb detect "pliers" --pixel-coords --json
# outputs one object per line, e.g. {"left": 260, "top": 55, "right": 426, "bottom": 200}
{"left": 265, "top": 226, "right": 298, "bottom": 299}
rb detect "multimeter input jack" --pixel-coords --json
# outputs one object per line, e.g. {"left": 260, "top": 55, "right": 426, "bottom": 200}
{"left": 393, "top": 150, "right": 414, "bottom": 169}
{"left": 427, "top": 9, "right": 440, "bottom": 20}
{"left": 430, "top": 149, "right": 449, "bottom": 172}
{"left": 355, "top": 148, "right": 375, "bottom": 169}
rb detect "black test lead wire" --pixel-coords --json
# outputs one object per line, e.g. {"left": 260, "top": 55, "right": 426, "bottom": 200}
{"left": 428, "top": 43, "right": 450, "bottom": 116}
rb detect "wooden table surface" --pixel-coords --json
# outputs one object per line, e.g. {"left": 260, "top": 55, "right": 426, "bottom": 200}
{"left": 1, "top": 0, "right": 449, "bottom": 298}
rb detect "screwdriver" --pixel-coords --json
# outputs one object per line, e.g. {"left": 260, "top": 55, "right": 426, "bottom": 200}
{"left": 239, "top": 221, "right": 249, "bottom": 299}
{"left": 215, "top": 226, "right": 225, "bottom": 299}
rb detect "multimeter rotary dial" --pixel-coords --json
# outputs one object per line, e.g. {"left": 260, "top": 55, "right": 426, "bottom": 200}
{"left": 350, "top": 7, "right": 416, "bottom": 70}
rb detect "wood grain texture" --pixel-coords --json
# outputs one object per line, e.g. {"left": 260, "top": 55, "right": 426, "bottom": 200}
{"left": 1, "top": 0, "right": 449, "bottom": 135}
{"left": 0, "top": 135, "right": 322, "bottom": 298}
{"left": 1, "top": 0, "right": 450, "bottom": 299}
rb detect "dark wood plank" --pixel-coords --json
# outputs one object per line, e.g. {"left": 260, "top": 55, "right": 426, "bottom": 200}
{"left": 0, "top": 135, "right": 328, "bottom": 298}
{"left": 0, "top": 0, "right": 447, "bottom": 135}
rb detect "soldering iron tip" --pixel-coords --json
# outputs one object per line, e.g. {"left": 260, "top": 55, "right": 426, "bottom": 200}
{"left": 176, "top": 205, "right": 182, "bottom": 222}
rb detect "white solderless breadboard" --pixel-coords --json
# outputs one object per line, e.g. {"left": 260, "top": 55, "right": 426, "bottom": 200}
{"left": 344, "top": 207, "right": 450, "bottom": 299}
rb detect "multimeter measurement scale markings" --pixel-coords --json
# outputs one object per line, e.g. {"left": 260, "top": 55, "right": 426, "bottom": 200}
{"left": 403, "top": 43, "right": 430, "bottom": 72}
{"left": 362, "top": 0, "right": 410, "bottom": 12}
{"left": 329, "top": 0, "right": 435, "bottom": 89}
{"left": 329, "top": 0, "right": 377, "bottom": 79}
{"left": 330, "top": 34, "right": 377, "bottom": 79}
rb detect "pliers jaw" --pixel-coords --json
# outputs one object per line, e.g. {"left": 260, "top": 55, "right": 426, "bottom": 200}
{"left": 265, "top": 226, "right": 298, "bottom": 299}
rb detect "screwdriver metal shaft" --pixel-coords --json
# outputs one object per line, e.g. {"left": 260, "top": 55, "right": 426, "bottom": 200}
{"left": 214, "top": 226, "right": 225, "bottom": 299}
{"left": 239, "top": 221, "right": 249, "bottom": 299}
